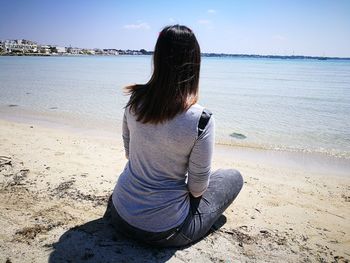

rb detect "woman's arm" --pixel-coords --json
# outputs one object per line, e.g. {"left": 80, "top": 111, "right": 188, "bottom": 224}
{"left": 122, "top": 109, "right": 130, "bottom": 159}
{"left": 187, "top": 116, "right": 215, "bottom": 197}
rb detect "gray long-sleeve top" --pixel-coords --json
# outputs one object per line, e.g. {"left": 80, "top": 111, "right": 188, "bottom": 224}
{"left": 112, "top": 103, "right": 215, "bottom": 232}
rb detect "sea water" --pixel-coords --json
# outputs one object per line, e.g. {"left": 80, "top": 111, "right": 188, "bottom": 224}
{"left": 0, "top": 56, "right": 349, "bottom": 159}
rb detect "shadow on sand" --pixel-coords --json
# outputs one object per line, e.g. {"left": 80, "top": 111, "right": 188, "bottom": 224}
{"left": 48, "top": 199, "right": 179, "bottom": 263}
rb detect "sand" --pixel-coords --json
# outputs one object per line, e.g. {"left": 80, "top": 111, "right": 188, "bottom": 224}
{"left": 0, "top": 116, "right": 349, "bottom": 263}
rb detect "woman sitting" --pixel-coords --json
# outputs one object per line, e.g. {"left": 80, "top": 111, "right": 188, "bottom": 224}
{"left": 110, "top": 24, "right": 243, "bottom": 247}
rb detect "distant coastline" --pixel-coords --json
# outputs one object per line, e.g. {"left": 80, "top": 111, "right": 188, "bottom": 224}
{"left": 2, "top": 52, "right": 350, "bottom": 61}
{"left": 1, "top": 39, "right": 350, "bottom": 60}
{"left": 203, "top": 53, "right": 350, "bottom": 60}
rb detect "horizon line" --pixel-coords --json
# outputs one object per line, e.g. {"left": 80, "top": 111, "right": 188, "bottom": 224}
{"left": 1, "top": 38, "right": 350, "bottom": 59}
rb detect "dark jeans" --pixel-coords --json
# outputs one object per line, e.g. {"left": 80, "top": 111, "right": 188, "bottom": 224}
{"left": 109, "top": 169, "right": 243, "bottom": 248}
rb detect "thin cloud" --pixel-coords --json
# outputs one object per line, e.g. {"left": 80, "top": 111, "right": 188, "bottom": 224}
{"left": 197, "top": 19, "right": 211, "bottom": 25}
{"left": 169, "top": 18, "right": 176, "bottom": 23}
{"left": 207, "top": 9, "right": 217, "bottom": 14}
{"left": 123, "top": 22, "right": 150, "bottom": 30}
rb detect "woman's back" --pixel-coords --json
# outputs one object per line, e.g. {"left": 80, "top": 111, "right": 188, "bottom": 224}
{"left": 113, "top": 103, "right": 215, "bottom": 232}
{"left": 110, "top": 25, "right": 242, "bottom": 248}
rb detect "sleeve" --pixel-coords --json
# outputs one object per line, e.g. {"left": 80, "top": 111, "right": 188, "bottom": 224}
{"left": 122, "top": 109, "right": 130, "bottom": 159}
{"left": 187, "top": 116, "right": 215, "bottom": 197}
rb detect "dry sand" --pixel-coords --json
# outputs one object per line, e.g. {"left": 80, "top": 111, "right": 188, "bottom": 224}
{"left": 0, "top": 117, "right": 349, "bottom": 263}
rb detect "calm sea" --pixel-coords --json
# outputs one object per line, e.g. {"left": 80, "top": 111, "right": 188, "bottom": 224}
{"left": 0, "top": 56, "right": 349, "bottom": 159}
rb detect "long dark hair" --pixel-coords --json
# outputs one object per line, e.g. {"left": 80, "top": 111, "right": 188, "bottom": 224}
{"left": 125, "top": 25, "right": 201, "bottom": 124}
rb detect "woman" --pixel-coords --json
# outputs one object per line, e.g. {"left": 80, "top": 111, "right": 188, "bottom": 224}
{"left": 110, "top": 25, "right": 243, "bottom": 247}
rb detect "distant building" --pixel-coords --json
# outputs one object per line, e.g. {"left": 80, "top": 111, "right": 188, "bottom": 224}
{"left": 117, "top": 50, "right": 127, "bottom": 55}
{"left": 0, "top": 38, "right": 154, "bottom": 56}
{"left": 103, "top": 49, "right": 119, "bottom": 55}
{"left": 67, "top": 47, "right": 82, "bottom": 54}
{"left": 3, "top": 39, "right": 37, "bottom": 53}
{"left": 38, "top": 45, "right": 50, "bottom": 54}
{"left": 93, "top": 48, "right": 103, "bottom": 55}
{"left": 55, "top": 46, "right": 66, "bottom": 54}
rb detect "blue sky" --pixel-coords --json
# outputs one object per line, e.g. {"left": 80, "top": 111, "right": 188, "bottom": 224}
{"left": 0, "top": 0, "right": 349, "bottom": 57}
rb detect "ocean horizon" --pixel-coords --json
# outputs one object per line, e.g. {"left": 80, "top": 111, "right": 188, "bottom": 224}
{"left": 0, "top": 55, "right": 349, "bottom": 159}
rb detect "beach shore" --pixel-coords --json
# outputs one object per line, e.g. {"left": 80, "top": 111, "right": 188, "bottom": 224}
{"left": 0, "top": 114, "right": 349, "bottom": 262}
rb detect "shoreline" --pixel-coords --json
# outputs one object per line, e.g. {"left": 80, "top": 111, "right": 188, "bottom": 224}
{"left": 1, "top": 105, "right": 349, "bottom": 178}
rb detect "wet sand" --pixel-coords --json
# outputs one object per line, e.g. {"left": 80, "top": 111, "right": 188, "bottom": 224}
{"left": 0, "top": 116, "right": 349, "bottom": 263}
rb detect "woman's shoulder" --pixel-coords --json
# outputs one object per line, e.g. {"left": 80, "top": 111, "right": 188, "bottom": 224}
{"left": 187, "top": 103, "right": 204, "bottom": 115}
{"left": 186, "top": 103, "right": 213, "bottom": 119}
{"left": 178, "top": 103, "right": 213, "bottom": 126}
{"left": 174, "top": 103, "right": 202, "bottom": 122}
